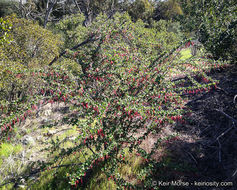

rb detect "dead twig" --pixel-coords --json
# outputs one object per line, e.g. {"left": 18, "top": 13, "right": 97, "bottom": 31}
{"left": 217, "top": 139, "right": 222, "bottom": 163}
{"left": 234, "top": 94, "right": 237, "bottom": 105}
{"left": 208, "top": 110, "right": 237, "bottom": 149}
{"left": 216, "top": 87, "right": 230, "bottom": 96}
{"left": 182, "top": 148, "right": 198, "bottom": 165}
{"left": 216, "top": 124, "right": 235, "bottom": 140}
{"left": 232, "top": 168, "right": 237, "bottom": 177}
{"left": 214, "top": 109, "right": 237, "bottom": 125}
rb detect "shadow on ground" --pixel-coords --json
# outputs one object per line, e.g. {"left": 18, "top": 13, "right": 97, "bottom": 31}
{"left": 150, "top": 64, "right": 237, "bottom": 190}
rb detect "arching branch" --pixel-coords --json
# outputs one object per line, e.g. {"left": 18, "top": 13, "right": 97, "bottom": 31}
{"left": 49, "top": 34, "right": 99, "bottom": 66}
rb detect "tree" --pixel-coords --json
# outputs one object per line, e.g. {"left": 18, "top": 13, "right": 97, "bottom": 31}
{"left": 179, "top": 0, "right": 237, "bottom": 61}
{"left": 127, "top": 0, "right": 155, "bottom": 22}
{"left": 153, "top": 0, "right": 183, "bottom": 21}
{"left": 0, "top": 0, "right": 19, "bottom": 18}
{"left": 15, "top": 0, "right": 123, "bottom": 27}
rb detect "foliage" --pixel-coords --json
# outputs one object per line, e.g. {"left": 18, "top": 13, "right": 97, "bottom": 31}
{"left": 0, "top": 0, "right": 19, "bottom": 18}
{"left": 56, "top": 12, "right": 182, "bottom": 59}
{"left": 179, "top": 0, "right": 237, "bottom": 61}
{"left": 1, "top": 14, "right": 62, "bottom": 66}
{"left": 0, "top": 17, "right": 12, "bottom": 45}
{"left": 149, "top": 19, "right": 184, "bottom": 49}
{"left": 0, "top": 12, "right": 228, "bottom": 189}
{"left": 0, "top": 14, "right": 62, "bottom": 104}
{"left": 153, "top": 0, "right": 183, "bottom": 21}
{"left": 17, "top": 0, "right": 124, "bottom": 27}
{"left": 127, "top": 0, "right": 155, "bottom": 22}
{"left": 0, "top": 143, "right": 22, "bottom": 165}
{"left": 54, "top": 13, "right": 87, "bottom": 49}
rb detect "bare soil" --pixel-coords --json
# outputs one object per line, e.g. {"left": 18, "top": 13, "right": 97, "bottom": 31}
{"left": 148, "top": 64, "right": 237, "bottom": 190}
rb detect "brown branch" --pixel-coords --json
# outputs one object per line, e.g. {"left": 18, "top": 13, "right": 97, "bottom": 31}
{"left": 73, "top": 0, "right": 82, "bottom": 13}
{"left": 49, "top": 34, "right": 99, "bottom": 66}
{"left": 214, "top": 109, "right": 237, "bottom": 125}
{"left": 44, "top": 0, "right": 58, "bottom": 28}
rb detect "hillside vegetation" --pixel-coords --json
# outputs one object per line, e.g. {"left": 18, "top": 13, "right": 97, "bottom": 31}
{"left": 0, "top": 1, "right": 236, "bottom": 190}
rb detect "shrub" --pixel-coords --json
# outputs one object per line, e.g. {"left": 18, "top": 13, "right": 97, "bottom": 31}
{"left": 0, "top": 14, "right": 62, "bottom": 67}
{"left": 0, "top": 14, "right": 62, "bottom": 113}
{"left": 0, "top": 12, "right": 223, "bottom": 189}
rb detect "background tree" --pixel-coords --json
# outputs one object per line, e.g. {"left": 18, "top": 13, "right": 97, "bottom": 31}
{"left": 153, "top": 0, "right": 183, "bottom": 21}
{"left": 0, "top": 0, "right": 20, "bottom": 18}
{"left": 127, "top": 0, "right": 155, "bottom": 22}
{"left": 178, "top": 0, "right": 237, "bottom": 62}
{"left": 0, "top": 14, "right": 62, "bottom": 102}
{"left": 14, "top": 0, "right": 124, "bottom": 27}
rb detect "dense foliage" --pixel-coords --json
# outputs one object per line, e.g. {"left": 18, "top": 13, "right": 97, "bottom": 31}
{"left": 0, "top": 14, "right": 62, "bottom": 114}
{"left": 179, "top": 0, "right": 237, "bottom": 62}
{"left": 0, "top": 0, "right": 19, "bottom": 18}
{"left": 0, "top": 16, "right": 12, "bottom": 44}
{"left": 153, "top": 0, "right": 183, "bottom": 21}
{"left": 0, "top": 12, "right": 227, "bottom": 189}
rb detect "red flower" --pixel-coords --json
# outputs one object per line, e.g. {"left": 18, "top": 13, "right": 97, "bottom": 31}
{"left": 98, "top": 128, "right": 103, "bottom": 135}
